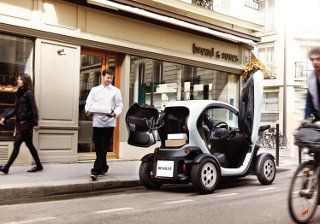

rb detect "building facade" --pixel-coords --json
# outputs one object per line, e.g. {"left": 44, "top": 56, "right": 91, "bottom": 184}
{"left": 213, "top": 0, "right": 320, "bottom": 152}
{"left": 0, "top": 0, "right": 261, "bottom": 164}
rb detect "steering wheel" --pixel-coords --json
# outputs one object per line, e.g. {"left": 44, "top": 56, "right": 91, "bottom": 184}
{"left": 211, "top": 121, "right": 230, "bottom": 139}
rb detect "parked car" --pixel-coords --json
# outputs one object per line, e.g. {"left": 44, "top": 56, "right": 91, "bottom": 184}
{"left": 125, "top": 71, "right": 276, "bottom": 194}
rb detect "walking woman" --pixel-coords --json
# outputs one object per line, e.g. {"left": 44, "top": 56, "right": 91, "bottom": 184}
{"left": 0, "top": 74, "right": 43, "bottom": 174}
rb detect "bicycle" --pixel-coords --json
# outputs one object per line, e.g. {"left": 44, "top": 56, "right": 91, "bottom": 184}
{"left": 279, "top": 134, "right": 288, "bottom": 148}
{"left": 288, "top": 124, "right": 320, "bottom": 223}
{"left": 258, "top": 127, "right": 276, "bottom": 149}
{"left": 257, "top": 125, "right": 271, "bottom": 148}
{"left": 257, "top": 132, "right": 268, "bottom": 148}
{"left": 265, "top": 127, "right": 288, "bottom": 149}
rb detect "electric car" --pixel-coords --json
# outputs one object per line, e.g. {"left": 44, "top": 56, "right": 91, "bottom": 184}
{"left": 125, "top": 71, "right": 276, "bottom": 194}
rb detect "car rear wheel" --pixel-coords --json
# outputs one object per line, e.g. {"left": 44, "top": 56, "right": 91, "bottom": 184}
{"left": 191, "top": 158, "right": 220, "bottom": 194}
{"left": 139, "top": 161, "right": 163, "bottom": 189}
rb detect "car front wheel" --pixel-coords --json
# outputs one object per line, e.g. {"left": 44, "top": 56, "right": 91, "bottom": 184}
{"left": 191, "top": 158, "right": 220, "bottom": 194}
{"left": 256, "top": 155, "right": 276, "bottom": 185}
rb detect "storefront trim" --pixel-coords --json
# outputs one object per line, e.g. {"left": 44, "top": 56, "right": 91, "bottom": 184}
{"left": 63, "top": 0, "right": 261, "bottom": 42}
{"left": 87, "top": 0, "right": 256, "bottom": 45}
{"left": 0, "top": 23, "right": 244, "bottom": 74}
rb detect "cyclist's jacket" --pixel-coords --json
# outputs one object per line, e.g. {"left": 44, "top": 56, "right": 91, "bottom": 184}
{"left": 305, "top": 70, "right": 320, "bottom": 120}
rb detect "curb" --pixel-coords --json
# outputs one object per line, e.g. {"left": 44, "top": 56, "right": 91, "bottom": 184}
{"left": 0, "top": 179, "right": 141, "bottom": 203}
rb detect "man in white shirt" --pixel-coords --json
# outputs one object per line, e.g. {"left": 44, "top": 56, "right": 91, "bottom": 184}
{"left": 85, "top": 68, "right": 123, "bottom": 181}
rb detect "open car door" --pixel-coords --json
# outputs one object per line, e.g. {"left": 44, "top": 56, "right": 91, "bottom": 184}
{"left": 238, "top": 70, "right": 263, "bottom": 145}
{"left": 125, "top": 103, "right": 159, "bottom": 147}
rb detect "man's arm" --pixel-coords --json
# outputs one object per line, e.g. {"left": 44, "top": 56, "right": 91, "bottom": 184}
{"left": 113, "top": 90, "right": 123, "bottom": 118}
{"left": 304, "top": 91, "right": 315, "bottom": 119}
{"left": 85, "top": 88, "right": 94, "bottom": 115}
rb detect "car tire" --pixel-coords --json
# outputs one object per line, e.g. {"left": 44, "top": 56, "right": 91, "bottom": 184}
{"left": 256, "top": 155, "right": 276, "bottom": 185}
{"left": 139, "top": 161, "right": 163, "bottom": 189}
{"left": 191, "top": 158, "right": 220, "bottom": 194}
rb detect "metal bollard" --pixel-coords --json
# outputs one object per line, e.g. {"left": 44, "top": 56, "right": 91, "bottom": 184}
{"left": 276, "top": 122, "right": 279, "bottom": 166}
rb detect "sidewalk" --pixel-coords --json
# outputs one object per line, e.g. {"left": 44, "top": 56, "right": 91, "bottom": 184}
{"left": 260, "top": 147, "right": 300, "bottom": 169}
{"left": 0, "top": 149, "right": 300, "bottom": 203}
{"left": 0, "top": 160, "right": 141, "bottom": 203}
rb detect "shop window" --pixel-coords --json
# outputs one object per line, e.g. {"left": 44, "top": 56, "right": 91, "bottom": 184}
{"left": 0, "top": 34, "right": 34, "bottom": 140}
{"left": 129, "top": 56, "right": 240, "bottom": 112}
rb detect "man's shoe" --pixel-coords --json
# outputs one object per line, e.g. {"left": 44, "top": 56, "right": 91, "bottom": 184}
{"left": 28, "top": 166, "right": 43, "bottom": 172}
{"left": 0, "top": 165, "right": 8, "bottom": 174}
{"left": 100, "top": 165, "right": 109, "bottom": 176}
{"left": 91, "top": 174, "right": 98, "bottom": 181}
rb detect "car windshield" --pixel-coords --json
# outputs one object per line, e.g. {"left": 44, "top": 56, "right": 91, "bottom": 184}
{"left": 204, "top": 107, "right": 239, "bottom": 130}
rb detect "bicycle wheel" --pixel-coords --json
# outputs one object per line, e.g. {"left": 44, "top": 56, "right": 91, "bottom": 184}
{"left": 288, "top": 161, "right": 320, "bottom": 223}
{"left": 280, "top": 136, "right": 288, "bottom": 148}
{"left": 267, "top": 136, "right": 275, "bottom": 149}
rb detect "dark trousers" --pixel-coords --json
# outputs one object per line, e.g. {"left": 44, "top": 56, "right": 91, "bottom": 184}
{"left": 91, "top": 127, "right": 114, "bottom": 175}
{"left": 5, "top": 126, "right": 42, "bottom": 170}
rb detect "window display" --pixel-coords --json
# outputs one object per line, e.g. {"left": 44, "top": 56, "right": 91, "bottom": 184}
{"left": 0, "top": 34, "right": 34, "bottom": 140}
{"left": 129, "top": 56, "right": 240, "bottom": 112}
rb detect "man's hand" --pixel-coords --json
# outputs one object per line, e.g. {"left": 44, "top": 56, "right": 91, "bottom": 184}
{"left": 0, "top": 118, "right": 5, "bottom": 125}
{"left": 33, "top": 126, "right": 40, "bottom": 131}
{"left": 107, "top": 110, "right": 115, "bottom": 118}
{"left": 87, "top": 110, "right": 92, "bottom": 116}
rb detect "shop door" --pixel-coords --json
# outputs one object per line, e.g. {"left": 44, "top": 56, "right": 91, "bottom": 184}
{"left": 78, "top": 49, "right": 120, "bottom": 159}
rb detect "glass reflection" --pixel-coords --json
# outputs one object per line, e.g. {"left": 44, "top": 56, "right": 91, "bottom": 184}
{"left": 129, "top": 56, "right": 240, "bottom": 112}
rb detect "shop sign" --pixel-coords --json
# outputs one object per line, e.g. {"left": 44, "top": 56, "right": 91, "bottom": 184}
{"left": 192, "top": 43, "right": 239, "bottom": 63}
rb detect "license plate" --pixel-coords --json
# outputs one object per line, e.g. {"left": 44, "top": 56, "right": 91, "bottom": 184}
{"left": 156, "top": 160, "right": 174, "bottom": 178}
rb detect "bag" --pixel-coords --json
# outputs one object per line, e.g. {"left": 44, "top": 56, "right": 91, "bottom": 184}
{"left": 295, "top": 123, "right": 320, "bottom": 149}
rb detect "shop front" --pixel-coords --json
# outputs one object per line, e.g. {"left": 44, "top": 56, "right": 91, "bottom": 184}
{"left": 0, "top": 0, "right": 260, "bottom": 164}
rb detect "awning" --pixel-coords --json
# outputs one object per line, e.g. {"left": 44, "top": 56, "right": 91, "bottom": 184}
{"left": 87, "top": 0, "right": 256, "bottom": 46}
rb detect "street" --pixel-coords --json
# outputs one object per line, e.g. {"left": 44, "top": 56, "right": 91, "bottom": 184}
{"left": 0, "top": 167, "right": 319, "bottom": 224}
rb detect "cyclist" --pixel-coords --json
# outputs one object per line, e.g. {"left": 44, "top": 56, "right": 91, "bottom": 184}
{"left": 288, "top": 47, "right": 320, "bottom": 224}
{"left": 303, "top": 47, "right": 320, "bottom": 123}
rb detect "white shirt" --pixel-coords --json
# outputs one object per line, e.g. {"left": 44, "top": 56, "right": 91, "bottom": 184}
{"left": 85, "top": 84, "right": 123, "bottom": 127}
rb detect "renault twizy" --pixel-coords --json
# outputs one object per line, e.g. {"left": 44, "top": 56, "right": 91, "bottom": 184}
{"left": 125, "top": 71, "right": 276, "bottom": 194}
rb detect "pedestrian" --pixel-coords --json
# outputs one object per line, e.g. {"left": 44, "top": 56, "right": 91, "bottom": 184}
{"left": 85, "top": 68, "right": 123, "bottom": 181}
{"left": 304, "top": 47, "right": 320, "bottom": 122}
{"left": 0, "top": 74, "right": 43, "bottom": 174}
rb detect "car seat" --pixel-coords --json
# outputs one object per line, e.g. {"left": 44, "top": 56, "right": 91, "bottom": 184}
{"left": 210, "top": 126, "right": 250, "bottom": 168}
